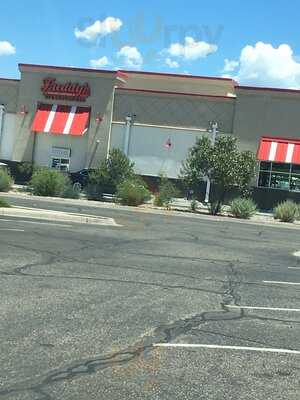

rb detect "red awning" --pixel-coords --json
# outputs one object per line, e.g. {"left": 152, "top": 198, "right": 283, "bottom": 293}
{"left": 31, "top": 103, "right": 90, "bottom": 136}
{"left": 257, "top": 137, "right": 300, "bottom": 165}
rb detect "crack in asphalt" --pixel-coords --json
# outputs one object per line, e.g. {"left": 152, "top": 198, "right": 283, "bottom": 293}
{"left": 0, "top": 263, "right": 243, "bottom": 399}
{"left": 1, "top": 245, "right": 299, "bottom": 399}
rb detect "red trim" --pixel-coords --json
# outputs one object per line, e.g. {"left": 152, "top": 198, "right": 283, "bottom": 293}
{"left": 119, "top": 69, "right": 235, "bottom": 82}
{"left": 260, "top": 135, "right": 300, "bottom": 144}
{"left": 116, "top": 87, "right": 235, "bottom": 100}
{"left": 236, "top": 85, "right": 300, "bottom": 95}
{"left": 19, "top": 63, "right": 118, "bottom": 75}
{"left": 0, "top": 77, "right": 20, "bottom": 82}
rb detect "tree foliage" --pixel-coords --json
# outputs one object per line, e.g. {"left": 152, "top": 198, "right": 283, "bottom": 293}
{"left": 181, "top": 135, "right": 256, "bottom": 214}
{"left": 87, "top": 149, "right": 135, "bottom": 199}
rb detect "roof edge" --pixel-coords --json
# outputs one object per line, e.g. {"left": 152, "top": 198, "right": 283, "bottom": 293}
{"left": 18, "top": 63, "right": 119, "bottom": 75}
{"left": 119, "top": 69, "right": 236, "bottom": 82}
{"left": 236, "top": 85, "right": 300, "bottom": 95}
{"left": 0, "top": 77, "right": 20, "bottom": 83}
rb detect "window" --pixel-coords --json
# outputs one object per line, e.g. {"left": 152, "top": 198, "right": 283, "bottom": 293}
{"left": 258, "top": 161, "right": 300, "bottom": 192}
{"left": 51, "top": 157, "right": 70, "bottom": 172}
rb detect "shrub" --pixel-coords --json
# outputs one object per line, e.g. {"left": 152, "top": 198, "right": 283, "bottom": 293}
{"left": 116, "top": 178, "right": 150, "bottom": 206}
{"left": 229, "top": 197, "right": 257, "bottom": 219}
{"left": 274, "top": 200, "right": 299, "bottom": 223}
{"left": 0, "top": 197, "right": 11, "bottom": 207}
{"left": 190, "top": 198, "right": 198, "bottom": 212}
{"left": 154, "top": 175, "right": 180, "bottom": 208}
{"left": 16, "top": 162, "right": 35, "bottom": 183}
{"left": 61, "top": 183, "right": 81, "bottom": 199}
{"left": 29, "top": 168, "right": 69, "bottom": 197}
{"left": 85, "top": 183, "right": 103, "bottom": 201}
{"left": 297, "top": 204, "right": 300, "bottom": 221}
{"left": 0, "top": 169, "right": 13, "bottom": 192}
{"left": 88, "top": 149, "right": 135, "bottom": 199}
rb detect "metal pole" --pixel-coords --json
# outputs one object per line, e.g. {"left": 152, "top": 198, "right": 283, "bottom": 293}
{"left": 123, "top": 116, "right": 132, "bottom": 156}
{"left": 204, "top": 121, "right": 218, "bottom": 203}
{"left": 88, "top": 140, "right": 100, "bottom": 169}
{"left": 0, "top": 105, "right": 5, "bottom": 157}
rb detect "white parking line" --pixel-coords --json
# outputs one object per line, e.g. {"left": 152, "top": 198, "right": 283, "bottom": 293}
{"left": 226, "top": 305, "right": 300, "bottom": 312}
{"left": 263, "top": 280, "right": 300, "bottom": 286}
{"left": 288, "top": 267, "right": 300, "bottom": 270}
{"left": 154, "top": 343, "right": 300, "bottom": 355}
{"left": 0, "top": 228, "right": 25, "bottom": 232}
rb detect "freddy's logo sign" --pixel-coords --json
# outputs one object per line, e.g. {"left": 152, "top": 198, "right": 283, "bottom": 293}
{"left": 41, "top": 78, "right": 91, "bottom": 101}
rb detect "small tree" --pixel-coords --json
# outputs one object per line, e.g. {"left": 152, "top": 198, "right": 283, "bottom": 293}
{"left": 154, "top": 174, "right": 180, "bottom": 208}
{"left": 180, "top": 135, "right": 256, "bottom": 214}
{"left": 87, "top": 149, "right": 135, "bottom": 199}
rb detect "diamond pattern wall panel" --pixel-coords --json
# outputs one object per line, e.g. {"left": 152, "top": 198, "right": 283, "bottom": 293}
{"left": 114, "top": 91, "right": 235, "bottom": 133}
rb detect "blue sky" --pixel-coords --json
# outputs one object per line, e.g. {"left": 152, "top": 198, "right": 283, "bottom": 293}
{"left": 1, "top": 0, "right": 300, "bottom": 88}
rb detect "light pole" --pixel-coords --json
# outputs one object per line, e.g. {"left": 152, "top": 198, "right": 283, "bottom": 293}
{"left": 0, "top": 105, "right": 5, "bottom": 156}
{"left": 204, "top": 121, "right": 218, "bottom": 204}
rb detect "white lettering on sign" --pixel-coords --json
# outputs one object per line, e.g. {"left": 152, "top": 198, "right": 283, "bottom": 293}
{"left": 51, "top": 147, "right": 71, "bottom": 158}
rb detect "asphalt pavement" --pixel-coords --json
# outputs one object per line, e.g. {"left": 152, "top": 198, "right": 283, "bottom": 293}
{"left": 1, "top": 196, "right": 300, "bottom": 399}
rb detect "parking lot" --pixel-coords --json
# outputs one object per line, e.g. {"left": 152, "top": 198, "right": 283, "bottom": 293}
{"left": 1, "top": 200, "right": 300, "bottom": 399}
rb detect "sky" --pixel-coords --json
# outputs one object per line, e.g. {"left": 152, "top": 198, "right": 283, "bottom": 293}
{"left": 1, "top": 0, "right": 300, "bottom": 88}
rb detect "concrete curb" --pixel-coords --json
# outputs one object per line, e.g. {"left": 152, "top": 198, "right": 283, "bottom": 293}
{"left": 0, "top": 206, "right": 121, "bottom": 227}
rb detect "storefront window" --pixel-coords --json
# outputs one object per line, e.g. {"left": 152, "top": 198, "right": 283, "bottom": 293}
{"left": 51, "top": 158, "right": 70, "bottom": 172}
{"left": 258, "top": 161, "right": 300, "bottom": 192}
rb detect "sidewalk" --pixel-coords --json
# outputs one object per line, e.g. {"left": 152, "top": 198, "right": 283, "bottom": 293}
{"left": 2, "top": 187, "right": 300, "bottom": 230}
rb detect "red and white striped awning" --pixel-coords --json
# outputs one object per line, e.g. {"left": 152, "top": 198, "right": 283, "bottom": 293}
{"left": 257, "top": 137, "right": 300, "bottom": 165}
{"left": 31, "top": 103, "right": 90, "bottom": 136}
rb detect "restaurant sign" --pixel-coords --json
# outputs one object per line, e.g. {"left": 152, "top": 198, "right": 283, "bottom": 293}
{"left": 41, "top": 78, "right": 90, "bottom": 101}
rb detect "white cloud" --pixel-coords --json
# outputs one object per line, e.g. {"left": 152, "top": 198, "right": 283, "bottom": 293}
{"left": 0, "top": 41, "right": 16, "bottom": 56}
{"left": 74, "top": 17, "right": 122, "bottom": 41}
{"left": 223, "top": 58, "right": 239, "bottom": 73}
{"left": 232, "top": 42, "right": 300, "bottom": 88}
{"left": 165, "top": 36, "right": 217, "bottom": 61}
{"left": 89, "top": 56, "right": 110, "bottom": 68}
{"left": 165, "top": 58, "right": 179, "bottom": 68}
{"left": 117, "top": 46, "right": 143, "bottom": 69}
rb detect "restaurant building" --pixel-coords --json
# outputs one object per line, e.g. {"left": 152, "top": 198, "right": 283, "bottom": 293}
{"left": 0, "top": 63, "right": 300, "bottom": 208}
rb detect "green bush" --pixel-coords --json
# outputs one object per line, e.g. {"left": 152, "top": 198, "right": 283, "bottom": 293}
{"left": 153, "top": 193, "right": 164, "bottom": 207}
{"left": 0, "top": 197, "right": 11, "bottom": 207}
{"left": 274, "top": 200, "right": 299, "bottom": 223}
{"left": 154, "top": 175, "right": 180, "bottom": 208}
{"left": 0, "top": 169, "right": 13, "bottom": 192}
{"left": 190, "top": 199, "right": 198, "bottom": 212}
{"left": 297, "top": 205, "right": 300, "bottom": 221}
{"left": 116, "top": 178, "right": 150, "bottom": 206}
{"left": 229, "top": 197, "right": 257, "bottom": 219}
{"left": 16, "top": 162, "right": 35, "bottom": 182}
{"left": 61, "top": 183, "right": 81, "bottom": 199}
{"left": 88, "top": 149, "right": 135, "bottom": 199}
{"left": 29, "top": 168, "right": 69, "bottom": 197}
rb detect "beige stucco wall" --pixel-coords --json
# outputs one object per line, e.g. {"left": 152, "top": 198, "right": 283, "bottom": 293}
{"left": 0, "top": 113, "right": 17, "bottom": 160}
{"left": 0, "top": 79, "right": 19, "bottom": 113}
{"left": 110, "top": 122, "right": 206, "bottom": 178}
{"left": 233, "top": 88, "right": 300, "bottom": 153}
{"left": 114, "top": 90, "right": 235, "bottom": 133}
{"left": 11, "top": 66, "right": 118, "bottom": 165}
{"left": 33, "top": 132, "right": 88, "bottom": 172}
